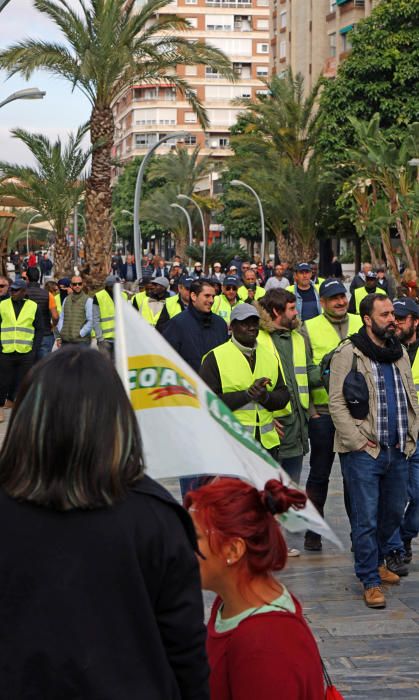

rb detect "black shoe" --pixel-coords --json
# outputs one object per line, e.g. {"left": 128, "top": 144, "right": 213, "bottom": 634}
{"left": 304, "top": 532, "right": 322, "bottom": 551}
{"left": 385, "top": 550, "right": 409, "bottom": 577}
{"left": 403, "top": 539, "right": 412, "bottom": 564}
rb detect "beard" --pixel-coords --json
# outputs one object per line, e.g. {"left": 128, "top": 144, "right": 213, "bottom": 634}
{"left": 371, "top": 318, "right": 396, "bottom": 341}
{"left": 397, "top": 320, "right": 416, "bottom": 344}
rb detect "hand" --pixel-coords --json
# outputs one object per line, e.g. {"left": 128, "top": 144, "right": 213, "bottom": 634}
{"left": 247, "top": 289, "right": 255, "bottom": 300}
{"left": 56, "top": 338, "right": 62, "bottom": 348}
{"left": 274, "top": 420, "right": 285, "bottom": 439}
{"left": 361, "top": 440, "right": 377, "bottom": 451}
{"left": 248, "top": 377, "right": 271, "bottom": 402}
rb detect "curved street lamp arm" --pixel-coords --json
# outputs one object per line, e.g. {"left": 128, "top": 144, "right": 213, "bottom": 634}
{"left": 177, "top": 194, "right": 206, "bottom": 270}
{"left": 230, "top": 179, "right": 265, "bottom": 263}
{"left": 170, "top": 203, "right": 193, "bottom": 247}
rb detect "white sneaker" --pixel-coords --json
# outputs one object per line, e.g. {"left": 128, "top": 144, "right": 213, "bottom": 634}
{"left": 287, "top": 547, "right": 300, "bottom": 557}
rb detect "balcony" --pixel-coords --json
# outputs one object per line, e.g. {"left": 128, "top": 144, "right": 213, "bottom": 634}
{"left": 206, "top": 0, "right": 252, "bottom": 7}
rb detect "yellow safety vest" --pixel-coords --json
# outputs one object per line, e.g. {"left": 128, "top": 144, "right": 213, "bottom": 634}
{"left": 412, "top": 347, "right": 419, "bottom": 402}
{"left": 0, "top": 297, "right": 37, "bottom": 354}
{"left": 95, "top": 289, "right": 127, "bottom": 340}
{"left": 212, "top": 339, "right": 280, "bottom": 450}
{"left": 132, "top": 291, "right": 146, "bottom": 309}
{"left": 305, "top": 313, "right": 363, "bottom": 405}
{"left": 165, "top": 294, "right": 184, "bottom": 319}
{"left": 354, "top": 286, "right": 386, "bottom": 314}
{"left": 55, "top": 293, "right": 62, "bottom": 314}
{"left": 212, "top": 294, "right": 243, "bottom": 324}
{"left": 238, "top": 285, "right": 266, "bottom": 302}
{"left": 137, "top": 296, "right": 164, "bottom": 326}
{"left": 258, "top": 329, "right": 309, "bottom": 414}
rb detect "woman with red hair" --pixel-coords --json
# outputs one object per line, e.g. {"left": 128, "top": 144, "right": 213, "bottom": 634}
{"left": 186, "top": 478, "right": 324, "bottom": 700}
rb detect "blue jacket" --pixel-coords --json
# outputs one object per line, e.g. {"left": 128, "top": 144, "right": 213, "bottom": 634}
{"left": 163, "top": 305, "right": 228, "bottom": 373}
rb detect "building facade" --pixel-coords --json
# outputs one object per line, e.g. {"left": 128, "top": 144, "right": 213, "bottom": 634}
{"left": 271, "top": 0, "right": 380, "bottom": 92}
{"left": 112, "top": 0, "right": 270, "bottom": 165}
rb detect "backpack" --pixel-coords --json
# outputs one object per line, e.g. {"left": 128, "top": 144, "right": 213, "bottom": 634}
{"left": 320, "top": 339, "right": 369, "bottom": 420}
{"left": 319, "top": 339, "right": 352, "bottom": 393}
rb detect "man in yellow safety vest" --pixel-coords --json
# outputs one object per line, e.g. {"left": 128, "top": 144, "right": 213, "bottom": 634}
{"left": 301, "top": 278, "right": 363, "bottom": 551}
{"left": 0, "top": 278, "right": 42, "bottom": 422}
{"left": 348, "top": 270, "right": 387, "bottom": 314}
{"left": 93, "top": 275, "right": 128, "bottom": 359}
{"left": 212, "top": 274, "right": 243, "bottom": 326}
{"left": 132, "top": 276, "right": 170, "bottom": 326}
{"left": 238, "top": 269, "right": 266, "bottom": 303}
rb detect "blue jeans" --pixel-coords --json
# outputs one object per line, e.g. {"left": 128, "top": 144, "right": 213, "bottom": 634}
{"left": 385, "top": 440, "right": 419, "bottom": 553}
{"left": 281, "top": 455, "right": 304, "bottom": 485}
{"left": 306, "top": 414, "right": 336, "bottom": 518}
{"left": 341, "top": 447, "right": 408, "bottom": 589}
{"left": 37, "top": 334, "right": 55, "bottom": 361}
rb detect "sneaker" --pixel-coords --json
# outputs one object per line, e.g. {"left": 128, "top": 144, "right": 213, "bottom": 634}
{"left": 0, "top": 407, "right": 4, "bottom": 423}
{"left": 287, "top": 547, "right": 300, "bottom": 557}
{"left": 403, "top": 539, "right": 412, "bottom": 565}
{"left": 364, "top": 586, "right": 386, "bottom": 608}
{"left": 378, "top": 564, "right": 400, "bottom": 585}
{"left": 385, "top": 550, "right": 409, "bottom": 577}
{"left": 304, "top": 532, "right": 322, "bottom": 551}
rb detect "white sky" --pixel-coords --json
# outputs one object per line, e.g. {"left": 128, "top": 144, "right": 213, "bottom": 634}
{"left": 0, "top": 0, "right": 90, "bottom": 164}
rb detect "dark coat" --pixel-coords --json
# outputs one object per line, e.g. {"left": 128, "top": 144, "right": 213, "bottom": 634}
{"left": 119, "top": 262, "right": 138, "bottom": 280}
{"left": 0, "top": 475, "right": 209, "bottom": 700}
{"left": 164, "top": 305, "right": 228, "bottom": 372}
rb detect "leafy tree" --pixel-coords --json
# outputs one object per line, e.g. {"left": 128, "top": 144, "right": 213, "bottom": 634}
{"left": 319, "top": 0, "right": 419, "bottom": 162}
{"left": 0, "top": 126, "right": 90, "bottom": 276}
{"left": 186, "top": 241, "right": 249, "bottom": 269}
{"left": 0, "top": 0, "right": 234, "bottom": 287}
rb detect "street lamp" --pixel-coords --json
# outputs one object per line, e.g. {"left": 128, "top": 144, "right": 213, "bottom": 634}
{"left": 230, "top": 179, "right": 266, "bottom": 263}
{"left": 0, "top": 87, "right": 46, "bottom": 110}
{"left": 177, "top": 194, "right": 207, "bottom": 271}
{"left": 122, "top": 209, "right": 134, "bottom": 218}
{"left": 0, "top": 0, "right": 12, "bottom": 11}
{"left": 26, "top": 212, "right": 42, "bottom": 253}
{"left": 133, "top": 131, "right": 190, "bottom": 269}
{"left": 170, "top": 203, "right": 193, "bottom": 247}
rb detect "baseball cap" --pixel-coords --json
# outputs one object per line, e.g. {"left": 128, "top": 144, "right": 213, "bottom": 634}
{"left": 172, "top": 262, "right": 180, "bottom": 268}
{"left": 105, "top": 275, "right": 120, "bottom": 286}
{"left": 213, "top": 262, "right": 222, "bottom": 268}
{"left": 151, "top": 276, "right": 169, "bottom": 289}
{"left": 295, "top": 263, "right": 311, "bottom": 272}
{"left": 58, "top": 277, "right": 71, "bottom": 287}
{"left": 223, "top": 275, "right": 240, "bottom": 287}
{"left": 366, "top": 271, "right": 377, "bottom": 279}
{"left": 10, "top": 279, "right": 27, "bottom": 290}
{"left": 393, "top": 298, "right": 419, "bottom": 318}
{"left": 194, "top": 262, "right": 202, "bottom": 268}
{"left": 230, "top": 303, "right": 260, "bottom": 323}
{"left": 179, "top": 275, "right": 194, "bottom": 289}
{"left": 319, "top": 278, "right": 347, "bottom": 298}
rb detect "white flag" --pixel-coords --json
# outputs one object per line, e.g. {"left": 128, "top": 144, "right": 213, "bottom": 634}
{"left": 114, "top": 286, "right": 341, "bottom": 547}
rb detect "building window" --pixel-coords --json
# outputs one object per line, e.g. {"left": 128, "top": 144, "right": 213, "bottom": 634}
{"left": 256, "top": 0, "right": 269, "bottom": 5}
{"left": 256, "top": 65, "right": 269, "bottom": 77}
{"left": 340, "top": 24, "right": 354, "bottom": 52}
{"left": 219, "top": 137, "right": 230, "bottom": 148}
{"left": 280, "top": 10, "right": 286, "bottom": 29}
{"left": 329, "top": 32, "right": 336, "bottom": 57}
{"left": 256, "top": 18, "right": 269, "bottom": 30}
{"left": 279, "top": 40, "right": 286, "bottom": 59}
{"left": 256, "top": 43, "right": 269, "bottom": 54}
{"left": 186, "top": 17, "right": 198, "bottom": 28}
{"left": 185, "top": 0, "right": 197, "bottom": 4}
{"left": 184, "top": 135, "right": 197, "bottom": 145}
{"left": 256, "top": 89, "right": 269, "bottom": 96}
{"left": 185, "top": 112, "right": 197, "bottom": 123}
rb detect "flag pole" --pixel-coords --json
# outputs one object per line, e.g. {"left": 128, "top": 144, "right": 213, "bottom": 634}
{"left": 114, "top": 283, "right": 130, "bottom": 395}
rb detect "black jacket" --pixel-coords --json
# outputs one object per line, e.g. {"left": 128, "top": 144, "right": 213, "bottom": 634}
{"left": 163, "top": 306, "right": 228, "bottom": 372}
{"left": 0, "top": 475, "right": 209, "bottom": 700}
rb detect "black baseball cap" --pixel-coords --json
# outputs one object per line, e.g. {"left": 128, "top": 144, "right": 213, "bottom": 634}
{"left": 10, "top": 279, "right": 27, "bottom": 290}
{"left": 393, "top": 298, "right": 419, "bottom": 318}
{"left": 366, "top": 271, "right": 378, "bottom": 279}
{"left": 295, "top": 263, "right": 311, "bottom": 272}
{"left": 223, "top": 275, "right": 240, "bottom": 287}
{"left": 319, "top": 278, "right": 347, "bottom": 299}
{"left": 179, "top": 275, "right": 194, "bottom": 289}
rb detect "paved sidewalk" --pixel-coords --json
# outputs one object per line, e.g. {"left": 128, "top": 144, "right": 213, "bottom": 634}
{"left": 1, "top": 411, "right": 418, "bottom": 698}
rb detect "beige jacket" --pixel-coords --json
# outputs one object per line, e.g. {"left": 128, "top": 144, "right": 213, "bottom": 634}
{"left": 329, "top": 341, "right": 419, "bottom": 458}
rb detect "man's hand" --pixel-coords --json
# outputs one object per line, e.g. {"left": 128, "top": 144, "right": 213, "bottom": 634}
{"left": 274, "top": 420, "right": 285, "bottom": 439}
{"left": 56, "top": 338, "right": 62, "bottom": 348}
{"left": 361, "top": 440, "right": 377, "bottom": 451}
{"left": 248, "top": 377, "right": 271, "bottom": 402}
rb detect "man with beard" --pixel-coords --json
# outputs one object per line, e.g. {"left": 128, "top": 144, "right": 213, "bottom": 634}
{"left": 301, "top": 279, "right": 363, "bottom": 551}
{"left": 383, "top": 298, "right": 419, "bottom": 575}
{"left": 133, "top": 277, "right": 170, "bottom": 326}
{"left": 329, "top": 294, "right": 418, "bottom": 609}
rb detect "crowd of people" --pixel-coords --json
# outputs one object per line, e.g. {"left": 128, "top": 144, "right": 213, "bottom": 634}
{"left": 0, "top": 248, "right": 418, "bottom": 697}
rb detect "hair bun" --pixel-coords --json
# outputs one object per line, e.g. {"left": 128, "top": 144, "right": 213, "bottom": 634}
{"left": 260, "top": 479, "right": 307, "bottom": 516}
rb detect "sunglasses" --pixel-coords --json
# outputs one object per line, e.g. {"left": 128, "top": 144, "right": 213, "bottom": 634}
{"left": 224, "top": 286, "right": 237, "bottom": 291}
{"left": 0, "top": 284, "right": 8, "bottom": 288}
{"left": 71, "top": 282, "right": 83, "bottom": 287}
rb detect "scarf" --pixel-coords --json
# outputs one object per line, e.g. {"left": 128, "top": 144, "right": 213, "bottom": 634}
{"left": 349, "top": 326, "right": 403, "bottom": 363}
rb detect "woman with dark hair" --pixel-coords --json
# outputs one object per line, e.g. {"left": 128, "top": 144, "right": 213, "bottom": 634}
{"left": 0, "top": 346, "right": 209, "bottom": 699}
{"left": 186, "top": 478, "right": 324, "bottom": 700}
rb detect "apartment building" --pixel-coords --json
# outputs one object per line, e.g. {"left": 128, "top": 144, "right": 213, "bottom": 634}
{"left": 112, "top": 0, "right": 270, "bottom": 166}
{"left": 271, "top": 0, "right": 380, "bottom": 92}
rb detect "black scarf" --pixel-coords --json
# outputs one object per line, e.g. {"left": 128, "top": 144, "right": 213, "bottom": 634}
{"left": 350, "top": 326, "right": 403, "bottom": 363}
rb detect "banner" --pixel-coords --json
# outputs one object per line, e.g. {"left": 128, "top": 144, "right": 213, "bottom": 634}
{"left": 114, "top": 287, "right": 341, "bottom": 547}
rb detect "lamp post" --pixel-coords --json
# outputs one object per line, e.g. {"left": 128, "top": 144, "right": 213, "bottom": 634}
{"left": 177, "top": 194, "right": 207, "bottom": 271}
{"left": 0, "top": 87, "right": 46, "bottom": 110}
{"left": 133, "top": 131, "right": 189, "bottom": 270}
{"left": 170, "top": 203, "right": 193, "bottom": 247}
{"left": 230, "top": 179, "right": 265, "bottom": 263}
{"left": 26, "top": 213, "right": 42, "bottom": 253}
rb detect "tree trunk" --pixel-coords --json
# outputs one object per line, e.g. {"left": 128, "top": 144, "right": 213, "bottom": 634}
{"left": 84, "top": 106, "right": 114, "bottom": 290}
{"left": 366, "top": 240, "right": 380, "bottom": 268}
{"left": 380, "top": 229, "right": 399, "bottom": 281}
{"left": 395, "top": 218, "right": 415, "bottom": 271}
{"left": 174, "top": 228, "right": 188, "bottom": 260}
{"left": 53, "top": 228, "right": 73, "bottom": 278}
{"left": 273, "top": 228, "right": 293, "bottom": 264}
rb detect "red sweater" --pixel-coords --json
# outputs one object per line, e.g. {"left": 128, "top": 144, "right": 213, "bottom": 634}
{"left": 207, "top": 595, "right": 324, "bottom": 700}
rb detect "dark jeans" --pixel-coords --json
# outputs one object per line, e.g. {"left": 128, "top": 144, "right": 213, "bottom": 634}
{"left": 281, "top": 455, "right": 304, "bottom": 485}
{"left": 305, "top": 414, "right": 336, "bottom": 537}
{"left": 385, "top": 440, "right": 419, "bottom": 553}
{"left": 341, "top": 447, "right": 408, "bottom": 588}
{"left": 0, "top": 352, "right": 35, "bottom": 406}
{"left": 37, "top": 334, "right": 55, "bottom": 361}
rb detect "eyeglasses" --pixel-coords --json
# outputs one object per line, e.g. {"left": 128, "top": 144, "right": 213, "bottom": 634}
{"left": 224, "top": 286, "right": 237, "bottom": 291}
{"left": 71, "top": 282, "right": 83, "bottom": 287}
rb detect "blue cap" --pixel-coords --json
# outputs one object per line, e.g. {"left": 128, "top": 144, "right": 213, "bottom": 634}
{"left": 295, "top": 263, "right": 311, "bottom": 272}
{"left": 10, "top": 278, "right": 27, "bottom": 290}
{"left": 179, "top": 275, "right": 194, "bottom": 289}
{"left": 319, "top": 278, "right": 347, "bottom": 298}
{"left": 393, "top": 298, "right": 419, "bottom": 318}
{"left": 223, "top": 275, "right": 240, "bottom": 287}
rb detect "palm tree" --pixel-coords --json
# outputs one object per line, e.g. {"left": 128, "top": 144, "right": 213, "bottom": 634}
{"left": 0, "top": 126, "right": 90, "bottom": 276}
{"left": 142, "top": 145, "right": 215, "bottom": 258}
{"left": 0, "top": 0, "right": 233, "bottom": 287}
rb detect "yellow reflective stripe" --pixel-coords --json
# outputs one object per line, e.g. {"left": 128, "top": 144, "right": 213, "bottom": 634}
{"left": 2, "top": 326, "right": 34, "bottom": 334}
{"left": 2, "top": 339, "right": 32, "bottom": 345}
